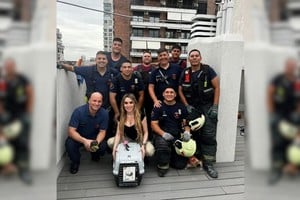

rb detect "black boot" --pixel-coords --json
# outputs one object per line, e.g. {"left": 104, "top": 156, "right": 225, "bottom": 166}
{"left": 268, "top": 169, "right": 282, "bottom": 185}
{"left": 69, "top": 162, "right": 79, "bottom": 174}
{"left": 157, "top": 164, "right": 169, "bottom": 177}
{"left": 19, "top": 169, "right": 33, "bottom": 185}
{"left": 203, "top": 164, "right": 218, "bottom": 178}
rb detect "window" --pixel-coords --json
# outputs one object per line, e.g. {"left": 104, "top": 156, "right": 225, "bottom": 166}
{"left": 181, "top": 45, "right": 188, "bottom": 54}
{"left": 132, "top": 28, "right": 144, "bottom": 37}
{"left": 197, "top": 2, "right": 207, "bottom": 14}
{"left": 104, "top": 3, "right": 112, "bottom": 12}
{"left": 165, "top": 31, "right": 175, "bottom": 38}
{"left": 149, "top": 13, "right": 160, "bottom": 23}
{"left": 149, "top": 29, "right": 160, "bottom": 38}
{"left": 132, "top": 0, "right": 144, "bottom": 5}
{"left": 132, "top": 11, "right": 144, "bottom": 22}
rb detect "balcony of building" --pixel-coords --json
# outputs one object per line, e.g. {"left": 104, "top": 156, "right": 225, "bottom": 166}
{"left": 5, "top": 21, "right": 30, "bottom": 46}
{"left": 270, "top": 22, "right": 296, "bottom": 46}
{"left": 131, "top": 4, "right": 197, "bottom": 14}
{"left": 131, "top": 21, "right": 192, "bottom": 30}
{"left": 0, "top": 0, "right": 14, "bottom": 10}
{"left": 131, "top": 0, "right": 209, "bottom": 11}
{"left": 190, "top": 14, "right": 217, "bottom": 38}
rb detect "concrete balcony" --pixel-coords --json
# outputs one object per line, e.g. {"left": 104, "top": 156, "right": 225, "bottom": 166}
{"left": 190, "top": 14, "right": 217, "bottom": 38}
{"left": 131, "top": 21, "right": 192, "bottom": 30}
{"left": 130, "top": 4, "right": 197, "bottom": 14}
{"left": 130, "top": 36, "right": 190, "bottom": 43}
{"left": 270, "top": 22, "right": 296, "bottom": 46}
{"left": 5, "top": 21, "right": 30, "bottom": 46}
{"left": 0, "top": 1, "right": 14, "bottom": 10}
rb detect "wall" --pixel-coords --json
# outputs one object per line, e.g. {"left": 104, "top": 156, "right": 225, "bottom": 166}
{"left": 3, "top": 43, "right": 56, "bottom": 170}
{"left": 56, "top": 70, "right": 86, "bottom": 173}
{"left": 244, "top": 43, "right": 297, "bottom": 170}
{"left": 188, "top": 34, "right": 244, "bottom": 162}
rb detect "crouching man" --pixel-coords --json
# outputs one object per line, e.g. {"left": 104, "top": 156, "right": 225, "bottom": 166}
{"left": 65, "top": 92, "right": 108, "bottom": 174}
{"left": 151, "top": 86, "right": 191, "bottom": 177}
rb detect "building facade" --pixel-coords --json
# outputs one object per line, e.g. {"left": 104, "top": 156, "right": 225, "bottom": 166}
{"left": 0, "top": 0, "right": 32, "bottom": 62}
{"left": 103, "top": 0, "right": 114, "bottom": 52}
{"left": 267, "top": 0, "right": 300, "bottom": 57}
{"left": 56, "top": 28, "right": 64, "bottom": 61}
{"left": 113, "top": 0, "right": 217, "bottom": 63}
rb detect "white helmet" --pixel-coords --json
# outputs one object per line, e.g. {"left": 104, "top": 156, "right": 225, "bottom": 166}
{"left": 3, "top": 120, "right": 22, "bottom": 140}
{"left": 278, "top": 120, "right": 298, "bottom": 140}
{"left": 174, "top": 139, "right": 197, "bottom": 157}
{"left": 189, "top": 114, "right": 205, "bottom": 131}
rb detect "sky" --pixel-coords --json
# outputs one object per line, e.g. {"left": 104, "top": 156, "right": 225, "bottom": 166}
{"left": 57, "top": 0, "right": 104, "bottom": 61}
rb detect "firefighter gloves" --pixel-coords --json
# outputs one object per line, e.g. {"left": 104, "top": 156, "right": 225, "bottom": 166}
{"left": 207, "top": 104, "right": 218, "bottom": 119}
{"left": 162, "top": 132, "right": 174, "bottom": 141}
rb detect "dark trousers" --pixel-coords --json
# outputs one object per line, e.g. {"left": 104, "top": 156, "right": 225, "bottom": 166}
{"left": 143, "top": 91, "right": 154, "bottom": 140}
{"left": 105, "top": 108, "right": 115, "bottom": 140}
{"left": 154, "top": 135, "right": 188, "bottom": 169}
{"left": 10, "top": 114, "right": 31, "bottom": 171}
{"left": 193, "top": 103, "right": 217, "bottom": 165}
{"left": 270, "top": 115, "right": 291, "bottom": 170}
{"left": 65, "top": 137, "right": 107, "bottom": 164}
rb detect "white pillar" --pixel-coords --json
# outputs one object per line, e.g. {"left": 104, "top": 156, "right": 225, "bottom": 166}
{"left": 244, "top": 43, "right": 297, "bottom": 169}
{"left": 225, "top": 0, "right": 234, "bottom": 34}
{"left": 221, "top": 0, "right": 227, "bottom": 34}
{"left": 216, "top": 6, "right": 222, "bottom": 36}
{"left": 188, "top": 35, "right": 244, "bottom": 162}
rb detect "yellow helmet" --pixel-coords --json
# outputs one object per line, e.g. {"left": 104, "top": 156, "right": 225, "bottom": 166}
{"left": 287, "top": 140, "right": 300, "bottom": 166}
{"left": 0, "top": 141, "right": 14, "bottom": 165}
{"left": 174, "top": 139, "right": 197, "bottom": 157}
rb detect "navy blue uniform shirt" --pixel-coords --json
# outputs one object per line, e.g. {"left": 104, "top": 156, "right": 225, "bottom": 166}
{"left": 151, "top": 101, "right": 187, "bottom": 137}
{"left": 74, "top": 65, "right": 118, "bottom": 108}
{"left": 106, "top": 52, "right": 128, "bottom": 72}
{"left": 110, "top": 73, "right": 145, "bottom": 106}
{"left": 69, "top": 104, "right": 109, "bottom": 139}
{"left": 149, "top": 63, "right": 182, "bottom": 101}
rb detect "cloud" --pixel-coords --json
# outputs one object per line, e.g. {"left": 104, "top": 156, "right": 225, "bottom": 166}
{"left": 57, "top": 0, "right": 104, "bottom": 61}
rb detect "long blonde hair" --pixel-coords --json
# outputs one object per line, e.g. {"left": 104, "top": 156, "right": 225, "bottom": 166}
{"left": 119, "top": 93, "right": 144, "bottom": 143}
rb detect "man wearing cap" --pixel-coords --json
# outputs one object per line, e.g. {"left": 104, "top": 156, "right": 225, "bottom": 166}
{"left": 178, "top": 49, "right": 220, "bottom": 178}
{"left": 65, "top": 92, "right": 108, "bottom": 174}
{"left": 151, "top": 86, "right": 190, "bottom": 177}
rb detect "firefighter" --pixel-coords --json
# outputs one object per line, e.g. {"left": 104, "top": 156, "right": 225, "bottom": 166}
{"left": 178, "top": 49, "right": 220, "bottom": 178}
{"left": 267, "top": 58, "right": 298, "bottom": 184}
{"left": 151, "top": 86, "right": 191, "bottom": 177}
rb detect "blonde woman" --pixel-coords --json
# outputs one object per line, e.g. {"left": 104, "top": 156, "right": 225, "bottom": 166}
{"left": 108, "top": 93, "right": 154, "bottom": 160}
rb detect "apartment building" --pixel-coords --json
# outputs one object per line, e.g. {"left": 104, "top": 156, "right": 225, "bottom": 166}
{"left": 103, "top": 0, "right": 114, "bottom": 52}
{"left": 0, "top": 0, "right": 31, "bottom": 62}
{"left": 112, "top": 0, "right": 217, "bottom": 63}
{"left": 268, "top": 0, "right": 300, "bottom": 57}
{"left": 57, "top": 28, "right": 64, "bottom": 61}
